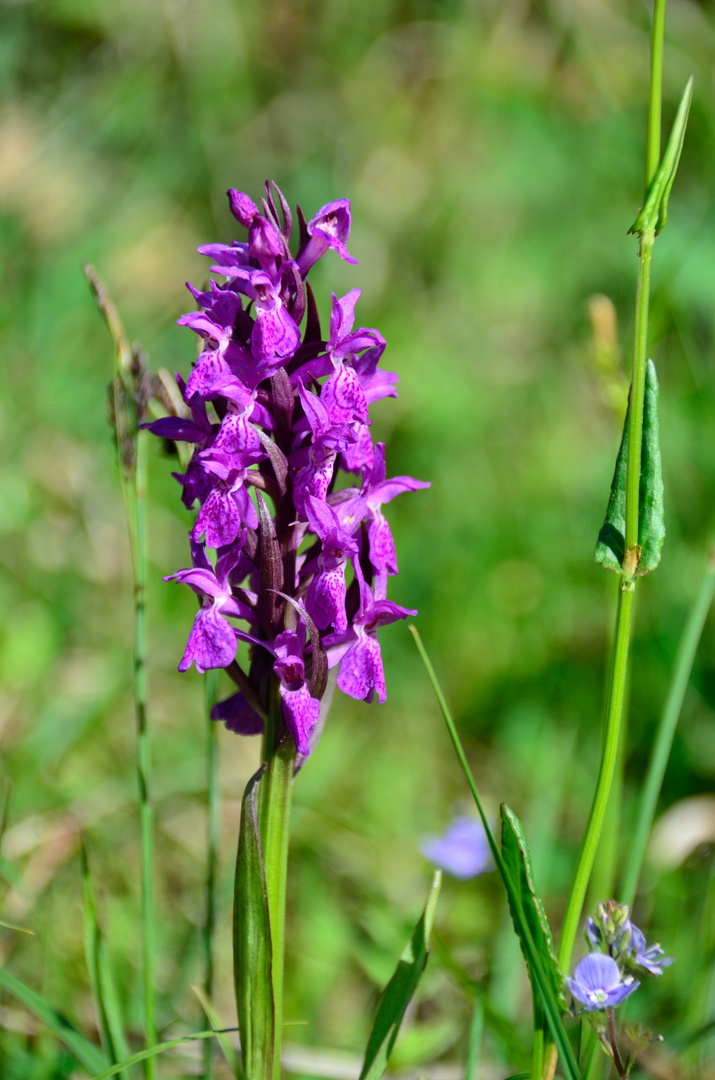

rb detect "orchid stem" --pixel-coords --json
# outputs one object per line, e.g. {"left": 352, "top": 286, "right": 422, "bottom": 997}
{"left": 259, "top": 682, "right": 295, "bottom": 1080}
{"left": 203, "top": 668, "right": 219, "bottom": 1080}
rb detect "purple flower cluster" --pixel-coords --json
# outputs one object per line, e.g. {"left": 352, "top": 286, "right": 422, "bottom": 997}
{"left": 147, "top": 183, "right": 428, "bottom": 758}
{"left": 568, "top": 900, "right": 673, "bottom": 1014}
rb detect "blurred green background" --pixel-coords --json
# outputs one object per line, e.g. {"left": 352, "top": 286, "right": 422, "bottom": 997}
{"left": 2, "top": 0, "right": 715, "bottom": 1075}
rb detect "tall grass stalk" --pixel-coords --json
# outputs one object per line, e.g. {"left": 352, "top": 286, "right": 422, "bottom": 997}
{"left": 620, "top": 549, "right": 715, "bottom": 906}
{"left": 84, "top": 265, "right": 157, "bottom": 1079}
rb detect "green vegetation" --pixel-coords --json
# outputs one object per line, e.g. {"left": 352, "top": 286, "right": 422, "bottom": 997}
{"left": 1, "top": 1, "right": 715, "bottom": 1075}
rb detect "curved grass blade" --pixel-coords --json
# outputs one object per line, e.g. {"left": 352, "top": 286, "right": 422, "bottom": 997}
{"left": 81, "top": 839, "right": 131, "bottom": 1078}
{"left": 359, "top": 871, "right": 441, "bottom": 1080}
{"left": 595, "top": 359, "right": 664, "bottom": 576}
{"left": 464, "top": 992, "right": 484, "bottom": 1080}
{"left": 234, "top": 764, "right": 275, "bottom": 1080}
{"left": 90, "top": 1029, "right": 238, "bottom": 1080}
{"left": 410, "top": 626, "right": 581, "bottom": 1080}
{"left": 0, "top": 967, "right": 107, "bottom": 1074}
{"left": 620, "top": 548, "right": 715, "bottom": 905}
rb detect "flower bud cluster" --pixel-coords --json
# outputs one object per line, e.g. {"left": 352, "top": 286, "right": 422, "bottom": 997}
{"left": 567, "top": 901, "right": 673, "bottom": 1015}
{"left": 146, "top": 183, "right": 428, "bottom": 758}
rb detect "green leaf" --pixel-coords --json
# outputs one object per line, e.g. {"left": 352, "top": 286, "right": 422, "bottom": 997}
{"left": 81, "top": 839, "right": 131, "bottom": 1078}
{"left": 0, "top": 966, "right": 107, "bottom": 1074}
{"left": 500, "top": 805, "right": 566, "bottom": 1012}
{"left": 234, "top": 764, "right": 275, "bottom": 1080}
{"left": 358, "top": 871, "right": 441, "bottom": 1080}
{"left": 595, "top": 359, "right": 664, "bottom": 576}
{"left": 629, "top": 76, "right": 694, "bottom": 235}
{"left": 410, "top": 626, "right": 581, "bottom": 1080}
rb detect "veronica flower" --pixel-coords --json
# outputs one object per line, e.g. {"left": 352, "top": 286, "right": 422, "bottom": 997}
{"left": 420, "top": 816, "right": 492, "bottom": 879}
{"left": 568, "top": 954, "right": 639, "bottom": 1012}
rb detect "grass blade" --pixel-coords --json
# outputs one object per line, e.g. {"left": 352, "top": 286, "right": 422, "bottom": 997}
{"left": 359, "top": 871, "right": 441, "bottom": 1080}
{"left": 630, "top": 75, "right": 694, "bottom": 235}
{"left": 410, "top": 626, "right": 581, "bottom": 1080}
{"left": 620, "top": 548, "right": 715, "bottom": 906}
{"left": 90, "top": 1029, "right": 238, "bottom": 1080}
{"left": 0, "top": 966, "right": 107, "bottom": 1074}
{"left": 81, "top": 839, "right": 131, "bottom": 1078}
{"left": 464, "top": 992, "right": 484, "bottom": 1080}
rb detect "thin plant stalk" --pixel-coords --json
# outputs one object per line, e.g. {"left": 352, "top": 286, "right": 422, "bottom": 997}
{"left": 556, "top": 0, "right": 667, "bottom": 978}
{"left": 557, "top": 585, "right": 634, "bottom": 974}
{"left": 133, "top": 428, "right": 157, "bottom": 1080}
{"left": 85, "top": 264, "right": 157, "bottom": 1078}
{"left": 203, "top": 668, "right": 220, "bottom": 1080}
{"left": 620, "top": 549, "right": 715, "bottom": 906}
{"left": 258, "top": 683, "right": 296, "bottom": 1080}
{"left": 543, "top": 8, "right": 668, "bottom": 1075}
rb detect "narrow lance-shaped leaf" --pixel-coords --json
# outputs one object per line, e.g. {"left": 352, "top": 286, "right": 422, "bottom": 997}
{"left": 501, "top": 805, "right": 566, "bottom": 1012}
{"left": 595, "top": 359, "right": 664, "bottom": 576}
{"left": 630, "top": 76, "right": 694, "bottom": 236}
{"left": 410, "top": 626, "right": 582, "bottom": 1080}
{"left": 359, "top": 871, "right": 442, "bottom": 1080}
{"left": 234, "top": 765, "right": 274, "bottom": 1080}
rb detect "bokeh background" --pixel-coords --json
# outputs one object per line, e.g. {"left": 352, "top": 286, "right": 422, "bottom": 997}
{"left": 2, "top": 0, "right": 715, "bottom": 1076}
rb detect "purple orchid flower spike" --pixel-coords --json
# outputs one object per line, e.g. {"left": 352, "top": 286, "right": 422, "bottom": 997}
{"left": 567, "top": 954, "right": 639, "bottom": 1012}
{"left": 325, "top": 559, "right": 416, "bottom": 703}
{"left": 272, "top": 627, "right": 321, "bottom": 756}
{"left": 420, "top": 817, "right": 493, "bottom": 880}
{"left": 148, "top": 183, "right": 425, "bottom": 761}
{"left": 165, "top": 541, "right": 253, "bottom": 673}
{"left": 303, "top": 494, "right": 361, "bottom": 633}
{"left": 296, "top": 199, "right": 357, "bottom": 276}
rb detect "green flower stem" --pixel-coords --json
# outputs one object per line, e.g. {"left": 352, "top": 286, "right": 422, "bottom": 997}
{"left": 557, "top": 583, "right": 634, "bottom": 975}
{"left": 203, "top": 668, "right": 219, "bottom": 1080}
{"left": 557, "top": 0, "right": 667, "bottom": 977}
{"left": 620, "top": 549, "right": 715, "bottom": 907}
{"left": 259, "top": 686, "right": 296, "bottom": 1080}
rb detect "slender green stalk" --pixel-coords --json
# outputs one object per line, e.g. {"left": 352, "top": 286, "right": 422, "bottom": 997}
{"left": 203, "top": 668, "right": 220, "bottom": 1080}
{"left": 557, "top": 585, "right": 634, "bottom": 973}
{"left": 258, "top": 685, "right": 296, "bottom": 1080}
{"left": 133, "top": 428, "right": 157, "bottom": 1080}
{"left": 620, "top": 550, "right": 715, "bottom": 906}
